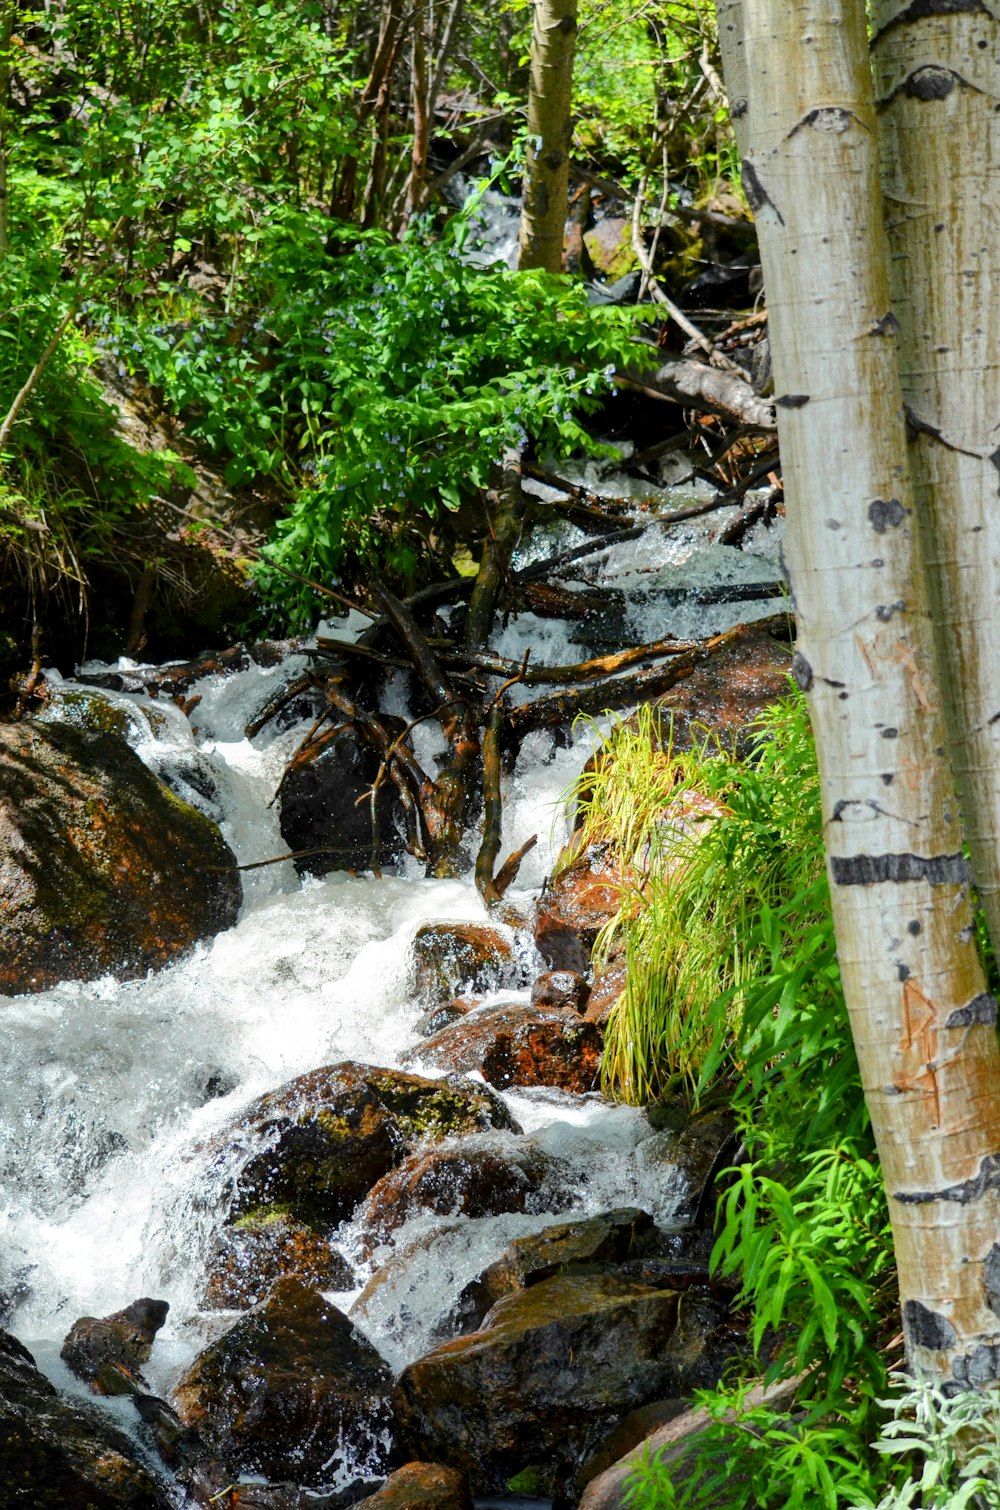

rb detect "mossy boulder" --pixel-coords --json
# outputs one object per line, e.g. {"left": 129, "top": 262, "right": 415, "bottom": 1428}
{"left": 0, "top": 718, "right": 241, "bottom": 995}
{"left": 173, "top": 1277, "right": 394, "bottom": 1488}
{"left": 202, "top": 1213, "right": 355, "bottom": 1311}
{"left": 0, "top": 1328, "right": 172, "bottom": 1508}
{"left": 219, "top": 1061, "right": 520, "bottom": 1227}
{"left": 355, "top": 1461, "right": 473, "bottom": 1510}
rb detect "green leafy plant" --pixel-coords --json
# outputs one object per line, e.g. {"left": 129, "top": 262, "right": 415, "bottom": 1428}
{"left": 853, "top": 1372, "right": 1000, "bottom": 1509}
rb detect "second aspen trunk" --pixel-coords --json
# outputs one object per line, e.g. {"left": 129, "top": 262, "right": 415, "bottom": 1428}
{"left": 729, "top": 0, "right": 1000, "bottom": 1390}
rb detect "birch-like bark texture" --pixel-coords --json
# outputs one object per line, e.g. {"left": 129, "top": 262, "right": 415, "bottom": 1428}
{"left": 734, "top": 0, "right": 1000, "bottom": 1388}
{"left": 871, "top": 3, "right": 1000, "bottom": 959}
{"left": 517, "top": 0, "right": 578, "bottom": 273}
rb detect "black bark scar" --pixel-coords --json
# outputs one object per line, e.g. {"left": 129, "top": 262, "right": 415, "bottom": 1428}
{"left": 791, "top": 652, "right": 813, "bottom": 691}
{"left": 895, "top": 1149, "right": 1000, "bottom": 1205}
{"left": 903, "top": 1298, "right": 957, "bottom": 1351}
{"left": 872, "top": 0, "right": 987, "bottom": 48}
{"left": 944, "top": 993, "right": 997, "bottom": 1028}
{"left": 790, "top": 107, "right": 864, "bottom": 138}
{"left": 830, "top": 852, "right": 969, "bottom": 886}
{"left": 952, "top": 1343, "right": 1000, "bottom": 1390}
{"left": 906, "top": 406, "right": 985, "bottom": 460}
{"left": 868, "top": 498, "right": 908, "bottom": 532}
{"left": 984, "top": 1244, "right": 1000, "bottom": 1317}
{"left": 775, "top": 393, "right": 810, "bottom": 409}
{"left": 741, "top": 162, "right": 784, "bottom": 223}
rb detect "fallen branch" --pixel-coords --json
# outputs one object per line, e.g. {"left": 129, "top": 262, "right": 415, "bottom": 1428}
{"left": 508, "top": 649, "right": 704, "bottom": 739}
{"left": 445, "top": 635, "right": 701, "bottom": 685}
{"left": 616, "top": 356, "right": 776, "bottom": 431}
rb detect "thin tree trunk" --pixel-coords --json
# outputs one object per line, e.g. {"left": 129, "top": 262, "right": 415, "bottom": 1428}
{"left": 0, "top": 0, "right": 14, "bottom": 258}
{"left": 517, "top": 0, "right": 578, "bottom": 273}
{"left": 727, "top": 0, "right": 1000, "bottom": 1391}
{"left": 403, "top": 0, "right": 430, "bottom": 225}
{"left": 871, "top": 5, "right": 1000, "bottom": 966}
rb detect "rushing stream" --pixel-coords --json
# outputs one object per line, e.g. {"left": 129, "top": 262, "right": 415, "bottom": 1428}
{"left": 0, "top": 479, "right": 784, "bottom": 1497}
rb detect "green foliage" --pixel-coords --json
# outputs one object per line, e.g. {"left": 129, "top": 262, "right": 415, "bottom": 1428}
{"left": 110, "top": 199, "right": 644, "bottom": 623}
{"left": 853, "top": 1373, "right": 1000, "bottom": 1509}
{"left": 571, "top": 694, "right": 897, "bottom": 1508}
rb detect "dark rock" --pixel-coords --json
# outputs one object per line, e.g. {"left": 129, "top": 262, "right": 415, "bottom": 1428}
{"left": 574, "top": 1399, "right": 689, "bottom": 1501}
{"left": 0, "top": 1327, "right": 172, "bottom": 1507}
{"left": 279, "top": 725, "right": 403, "bottom": 878}
{"left": 635, "top": 1108, "right": 735, "bottom": 1224}
{"left": 410, "top": 1003, "right": 602, "bottom": 1094}
{"left": 355, "top": 1461, "right": 473, "bottom": 1510}
{"left": 448, "top": 1210, "right": 667, "bottom": 1334}
{"left": 531, "top": 970, "right": 590, "bottom": 1014}
{"left": 356, "top": 1142, "right": 572, "bottom": 1259}
{"left": 173, "top": 1277, "right": 395, "bottom": 1487}
{"left": 0, "top": 718, "right": 241, "bottom": 995}
{"left": 411, "top": 923, "right": 521, "bottom": 1003}
{"left": 393, "top": 1274, "right": 692, "bottom": 1493}
{"left": 60, "top": 1296, "right": 169, "bottom": 1397}
{"left": 202, "top": 1214, "right": 355, "bottom": 1310}
{"left": 533, "top": 846, "right": 620, "bottom": 973}
{"left": 218, "top": 1061, "right": 520, "bottom": 1227}
{"left": 414, "top": 1000, "right": 477, "bottom": 1039}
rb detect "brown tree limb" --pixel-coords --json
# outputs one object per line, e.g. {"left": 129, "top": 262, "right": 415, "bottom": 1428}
{"left": 465, "top": 445, "right": 526, "bottom": 650}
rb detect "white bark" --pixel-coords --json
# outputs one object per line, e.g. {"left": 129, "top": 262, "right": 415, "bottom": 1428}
{"left": 735, "top": 0, "right": 1000, "bottom": 1388}
{"left": 871, "top": 3, "right": 1000, "bottom": 963}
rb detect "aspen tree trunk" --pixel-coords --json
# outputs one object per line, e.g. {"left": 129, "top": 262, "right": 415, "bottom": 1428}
{"left": 722, "top": 0, "right": 1000, "bottom": 1389}
{"left": 517, "top": 0, "right": 578, "bottom": 273}
{"left": 870, "top": 5, "right": 1000, "bottom": 962}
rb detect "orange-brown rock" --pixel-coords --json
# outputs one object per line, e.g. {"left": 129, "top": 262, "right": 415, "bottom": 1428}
{"left": 410, "top": 1003, "right": 602, "bottom": 1093}
{"left": 356, "top": 1462, "right": 473, "bottom": 1510}
{"left": 530, "top": 969, "right": 590, "bottom": 1014}
{"left": 533, "top": 845, "right": 621, "bottom": 973}
{"left": 585, "top": 953, "right": 627, "bottom": 1025}
{"left": 411, "top": 922, "right": 520, "bottom": 1004}
{"left": 60, "top": 1297, "right": 168, "bottom": 1398}
{"left": 202, "top": 1214, "right": 354, "bottom": 1310}
{"left": 0, "top": 718, "right": 241, "bottom": 995}
{"left": 356, "top": 1142, "right": 571, "bottom": 1257}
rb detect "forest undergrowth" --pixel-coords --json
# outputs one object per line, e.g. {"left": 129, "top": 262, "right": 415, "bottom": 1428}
{"left": 569, "top": 694, "right": 1000, "bottom": 1508}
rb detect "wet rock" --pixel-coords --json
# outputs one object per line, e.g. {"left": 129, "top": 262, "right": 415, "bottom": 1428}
{"left": 531, "top": 970, "right": 590, "bottom": 1014}
{"left": 584, "top": 952, "right": 627, "bottom": 1026}
{"left": 356, "top": 1142, "right": 572, "bottom": 1258}
{"left": 647, "top": 618, "right": 792, "bottom": 756}
{"left": 202, "top": 1214, "right": 355, "bottom": 1311}
{"left": 411, "top": 922, "right": 521, "bottom": 1003}
{"left": 279, "top": 725, "right": 404, "bottom": 878}
{"left": 173, "top": 1277, "right": 395, "bottom": 1487}
{"left": 533, "top": 845, "right": 620, "bottom": 973}
{"left": 220, "top": 1061, "right": 520, "bottom": 1227}
{"left": 583, "top": 219, "right": 637, "bottom": 281}
{"left": 448, "top": 1209, "right": 668, "bottom": 1334}
{"left": 355, "top": 1461, "right": 473, "bottom": 1510}
{"left": 0, "top": 1328, "right": 172, "bottom": 1507}
{"left": 0, "top": 718, "right": 241, "bottom": 995}
{"left": 410, "top": 1002, "right": 602, "bottom": 1093}
{"left": 414, "top": 999, "right": 476, "bottom": 1039}
{"left": 635, "top": 1107, "right": 735, "bottom": 1225}
{"left": 60, "top": 1296, "right": 169, "bottom": 1397}
{"left": 393, "top": 1274, "right": 690, "bottom": 1493}
{"left": 574, "top": 1399, "right": 689, "bottom": 1501}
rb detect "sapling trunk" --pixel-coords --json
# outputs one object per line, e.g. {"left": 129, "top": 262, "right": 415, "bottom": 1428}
{"left": 517, "top": 0, "right": 578, "bottom": 273}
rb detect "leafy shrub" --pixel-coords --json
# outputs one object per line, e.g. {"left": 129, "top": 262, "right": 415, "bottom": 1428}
{"left": 112, "top": 200, "right": 645, "bottom": 622}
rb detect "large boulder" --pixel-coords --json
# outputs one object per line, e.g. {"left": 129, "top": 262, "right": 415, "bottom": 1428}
{"left": 173, "top": 1277, "right": 395, "bottom": 1488}
{"left": 393, "top": 1274, "right": 696, "bottom": 1493}
{"left": 0, "top": 717, "right": 241, "bottom": 995}
{"left": 215, "top": 1061, "right": 520, "bottom": 1227}
{"left": 278, "top": 725, "right": 403, "bottom": 877}
{"left": 409, "top": 1002, "right": 603, "bottom": 1094}
{"left": 0, "top": 1328, "right": 172, "bottom": 1508}
{"left": 356, "top": 1142, "right": 572, "bottom": 1259}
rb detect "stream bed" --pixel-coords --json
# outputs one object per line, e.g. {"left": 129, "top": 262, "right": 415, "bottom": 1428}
{"left": 0, "top": 483, "right": 785, "bottom": 1503}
